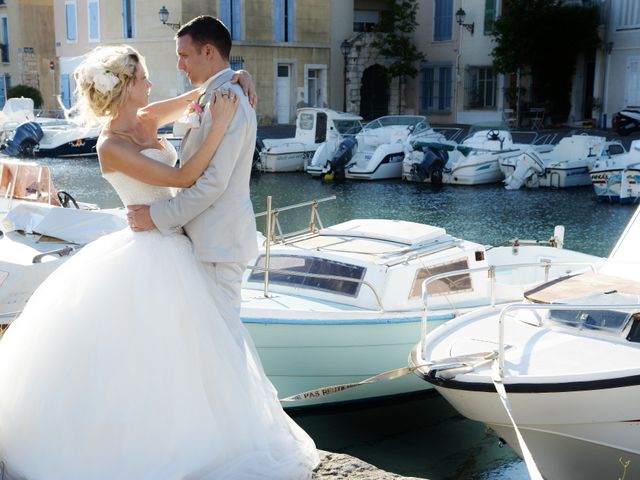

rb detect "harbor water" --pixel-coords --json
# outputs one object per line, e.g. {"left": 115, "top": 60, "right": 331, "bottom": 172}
{"left": 30, "top": 155, "right": 638, "bottom": 479}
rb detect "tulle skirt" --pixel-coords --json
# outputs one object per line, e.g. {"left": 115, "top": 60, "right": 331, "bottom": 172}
{"left": 0, "top": 229, "right": 318, "bottom": 479}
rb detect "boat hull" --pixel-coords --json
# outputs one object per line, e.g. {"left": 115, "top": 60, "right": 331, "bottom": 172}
{"left": 258, "top": 148, "right": 317, "bottom": 172}
{"left": 35, "top": 136, "right": 98, "bottom": 158}
{"left": 430, "top": 381, "right": 640, "bottom": 480}
{"left": 590, "top": 169, "right": 640, "bottom": 203}
{"left": 245, "top": 314, "right": 450, "bottom": 407}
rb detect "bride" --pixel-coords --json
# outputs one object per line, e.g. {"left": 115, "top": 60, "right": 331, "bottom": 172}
{"left": 0, "top": 45, "right": 319, "bottom": 479}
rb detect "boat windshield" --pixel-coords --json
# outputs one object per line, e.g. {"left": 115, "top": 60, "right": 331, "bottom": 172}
{"left": 298, "top": 112, "right": 315, "bottom": 130}
{"left": 333, "top": 119, "right": 363, "bottom": 135}
{"left": 548, "top": 292, "right": 640, "bottom": 334}
{"left": 467, "top": 121, "right": 510, "bottom": 137}
{"left": 364, "top": 116, "right": 428, "bottom": 130}
{"left": 248, "top": 255, "right": 366, "bottom": 297}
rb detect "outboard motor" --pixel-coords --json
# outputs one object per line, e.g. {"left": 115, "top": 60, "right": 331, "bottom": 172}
{"left": 411, "top": 147, "right": 448, "bottom": 185}
{"left": 323, "top": 136, "right": 357, "bottom": 182}
{"left": 253, "top": 136, "right": 265, "bottom": 172}
{"left": 2, "top": 121, "right": 43, "bottom": 157}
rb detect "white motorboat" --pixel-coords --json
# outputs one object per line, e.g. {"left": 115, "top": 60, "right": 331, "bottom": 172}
{"left": 257, "top": 108, "right": 362, "bottom": 173}
{"left": 241, "top": 200, "right": 601, "bottom": 407}
{"left": 403, "top": 125, "right": 545, "bottom": 185}
{"left": 410, "top": 204, "right": 640, "bottom": 479}
{"left": 0, "top": 202, "right": 126, "bottom": 324}
{"left": 323, "top": 115, "right": 446, "bottom": 181}
{"left": 500, "top": 134, "right": 626, "bottom": 190}
{"left": 0, "top": 97, "right": 68, "bottom": 143}
{"left": 590, "top": 139, "right": 640, "bottom": 204}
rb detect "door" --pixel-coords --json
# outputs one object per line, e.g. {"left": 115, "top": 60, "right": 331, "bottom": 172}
{"left": 625, "top": 56, "right": 640, "bottom": 107}
{"left": 360, "top": 64, "right": 389, "bottom": 120}
{"left": 276, "top": 64, "right": 291, "bottom": 124}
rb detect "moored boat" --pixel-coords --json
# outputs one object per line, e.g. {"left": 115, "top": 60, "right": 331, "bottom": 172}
{"left": 590, "top": 139, "right": 640, "bottom": 203}
{"left": 258, "top": 108, "right": 362, "bottom": 173}
{"left": 410, "top": 203, "right": 640, "bottom": 479}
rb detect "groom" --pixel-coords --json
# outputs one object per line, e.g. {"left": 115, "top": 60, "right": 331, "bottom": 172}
{"left": 127, "top": 16, "right": 258, "bottom": 332}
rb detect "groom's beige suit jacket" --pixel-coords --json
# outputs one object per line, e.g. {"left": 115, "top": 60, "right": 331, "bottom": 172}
{"left": 150, "top": 69, "right": 258, "bottom": 264}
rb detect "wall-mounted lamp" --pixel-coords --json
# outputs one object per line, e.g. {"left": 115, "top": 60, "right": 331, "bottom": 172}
{"left": 159, "top": 6, "right": 181, "bottom": 31}
{"left": 455, "top": 8, "right": 475, "bottom": 35}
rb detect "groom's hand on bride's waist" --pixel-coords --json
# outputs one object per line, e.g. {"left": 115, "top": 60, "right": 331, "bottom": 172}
{"left": 127, "top": 205, "right": 157, "bottom": 232}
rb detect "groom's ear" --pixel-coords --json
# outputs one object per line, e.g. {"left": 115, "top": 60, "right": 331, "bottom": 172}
{"left": 203, "top": 43, "right": 217, "bottom": 61}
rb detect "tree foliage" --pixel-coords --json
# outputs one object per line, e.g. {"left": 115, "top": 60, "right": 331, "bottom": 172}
{"left": 8, "top": 84, "right": 44, "bottom": 109}
{"left": 372, "top": 0, "right": 425, "bottom": 113}
{"left": 491, "top": 0, "right": 600, "bottom": 123}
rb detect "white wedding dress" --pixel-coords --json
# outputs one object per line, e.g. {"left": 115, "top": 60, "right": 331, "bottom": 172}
{"left": 0, "top": 144, "right": 319, "bottom": 480}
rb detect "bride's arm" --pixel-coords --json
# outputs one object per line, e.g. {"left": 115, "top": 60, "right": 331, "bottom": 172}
{"left": 141, "top": 70, "right": 256, "bottom": 127}
{"left": 100, "top": 91, "right": 239, "bottom": 188}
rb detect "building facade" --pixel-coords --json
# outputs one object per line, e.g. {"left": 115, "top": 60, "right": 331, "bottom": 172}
{"left": 0, "top": 0, "right": 56, "bottom": 110}
{"left": 53, "top": 0, "right": 332, "bottom": 125}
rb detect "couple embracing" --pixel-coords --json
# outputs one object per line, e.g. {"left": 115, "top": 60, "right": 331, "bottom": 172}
{"left": 0, "top": 15, "right": 319, "bottom": 479}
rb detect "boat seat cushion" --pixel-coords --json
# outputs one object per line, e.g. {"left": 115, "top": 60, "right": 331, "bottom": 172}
{"left": 525, "top": 272, "right": 640, "bottom": 304}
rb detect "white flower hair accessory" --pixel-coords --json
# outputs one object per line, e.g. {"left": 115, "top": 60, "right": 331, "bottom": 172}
{"left": 89, "top": 67, "right": 119, "bottom": 94}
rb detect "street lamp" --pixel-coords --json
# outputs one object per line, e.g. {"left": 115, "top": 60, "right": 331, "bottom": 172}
{"left": 340, "top": 39, "right": 351, "bottom": 112}
{"left": 159, "top": 6, "right": 181, "bottom": 31}
{"left": 455, "top": 8, "right": 474, "bottom": 35}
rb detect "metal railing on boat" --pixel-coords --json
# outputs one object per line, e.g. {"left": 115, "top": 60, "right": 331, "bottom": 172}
{"left": 418, "top": 261, "right": 599, "bottom": 357}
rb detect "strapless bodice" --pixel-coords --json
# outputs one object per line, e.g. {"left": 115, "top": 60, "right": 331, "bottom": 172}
{"left": 103, "top": 142, "right": 178, "bottom": 206}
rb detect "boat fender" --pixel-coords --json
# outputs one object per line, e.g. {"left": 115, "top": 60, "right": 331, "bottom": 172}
{"left": 2, "top": 121, "right": 44, "bottom": 157}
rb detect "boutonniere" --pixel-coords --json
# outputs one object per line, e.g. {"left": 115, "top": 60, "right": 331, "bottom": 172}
{"left": 178, "top": 91, "right": 207, "bottom": 129}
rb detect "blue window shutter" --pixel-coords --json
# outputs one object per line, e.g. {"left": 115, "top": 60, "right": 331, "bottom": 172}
{"left": 232, "top": 0, "right": 241, "bottom": 40}
{"left": 434, "top": 0, "right": 452, "bottom": 41}
{"left": 273, "top": 0, "right": 284, "bottom": 41}
{"left": 422, "top": 68, "right": 433, "bottom": 110}
{"left": 219, "top": 0, "right": 231, "bottom": 32}
{"left": 89, "top": 1, "right": 99, "bottom": 40}
{"left": 287, "top": 0, "right": 295, "bottom": 42}
{"left": 0, "top": 75, "right": 6, "bottom": 109}
{"left": 66, "top": 3, "right": 77, "bottom": 41}
{"left": 61, "top": 74, "right": 71, "bottom": 109}
{"left": 122, "top": 0, "right": 134, "bottom": 38}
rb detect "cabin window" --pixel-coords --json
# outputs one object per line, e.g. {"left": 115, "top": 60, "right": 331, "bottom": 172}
{"left": 607, "top": 144, "right": 625, "bottom": 156}
{"left": 410, "top": 259, "right": 471, "bottom": 299}
{"left": 550, "top": 308, "right": 632, "bottom": 333}
{"left": 626, "top": 317, "right": 640, "bottom": 342}
{"left": 298, "top": 112, "right": 314, "bottom": 130}
{"left": 333, "top": 120, "right": 361, "bottom": 135}
{"left": 248, "top": 255, "right": 366, "bottom": 297}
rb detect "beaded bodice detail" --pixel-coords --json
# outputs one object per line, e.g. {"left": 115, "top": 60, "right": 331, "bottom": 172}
{"left": 103, "top": 142, "right": 178, "bottom": 206}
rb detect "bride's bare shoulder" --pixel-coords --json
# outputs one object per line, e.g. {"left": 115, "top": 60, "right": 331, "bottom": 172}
{"left": 97, "top": 133, "right": 134, "bottom": 173}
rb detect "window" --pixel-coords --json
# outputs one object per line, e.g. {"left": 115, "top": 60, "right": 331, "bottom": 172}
{"left": 614, "top": 0, "right": 640, "bottom": 30}
{"left": 273, "top": 0, "right": 295, "bottom": 42}
{"left": 434, "top": 0, "right": 453, "bottom": 41}
{"left": 354, "top": 9, "right": 380, "bottom": 32}
{"left": 248, "top": 255, "right": 366, "bottom": 297}
{"left": 88, "top": 0, "right": 100, "bottom": 42}
{"left": 219, "top": 0, "right": 242, "bottom": 41}
{"left": 421, "top": 65, "right": 452, "bottom": 112}
{"left": 465, "top": 66, "right": 496, "bottom": 109}
{"left": 484, "top": 0, "right": 496, "bottom": 35}
{"left": 122, "top": 0, "right": 135, "bottom": 39}
{"left": 65, "top": 1, "right": 77, "bottom": 42}
{"left": 410, "top": 259, "right": 472, "bottom": 299}
{"left": 230, "top": 55, "right": 244, "bottom": 70}
{"left": 0, "top": 16, "right": 7, "bottom": 62}
{"left": 298, "top": 112, "right": 314, "bottom": 130}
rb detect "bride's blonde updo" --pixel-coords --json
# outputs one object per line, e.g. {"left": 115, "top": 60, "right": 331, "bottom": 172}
{"left": 70, "top": 45, "right": 147, "bottom": 125}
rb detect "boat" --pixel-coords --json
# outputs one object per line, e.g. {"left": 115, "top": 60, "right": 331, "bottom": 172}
{"left": 589, "top": 139, "right": 640, "bottom": 203}
{"left": 403, "top": 125, "right": 546, "bottom": 185}
{"left": 240, "top": 198, "right": 602, "bottom": 407}
{"left": 321, "top": 115, "right": 446, "bottom": 181}
{"left": 499, "top": 134, "right": 626, "bottom": 190}
{"left": 410, "top": 203, "right": 640, "bottom": 479}
{"left": 257, "top": 108, "right": 362, "bottom": 173}
{"left": 0, "top": 97, "right": 68, "bottom": 143}
{"left": 304, "top": 119, "right": 363, "bottom": 177}
{"left": 1, "top": 120, "right": 101, "bottom": 158}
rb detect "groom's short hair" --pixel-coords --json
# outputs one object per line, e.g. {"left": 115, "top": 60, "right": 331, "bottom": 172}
{"left": 177, "top": 16, "right": 231, "bottom": 60}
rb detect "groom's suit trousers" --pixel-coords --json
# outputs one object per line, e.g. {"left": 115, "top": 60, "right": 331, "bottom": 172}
{"left": 202, "top": 261, "right": 247, "bottom": 345}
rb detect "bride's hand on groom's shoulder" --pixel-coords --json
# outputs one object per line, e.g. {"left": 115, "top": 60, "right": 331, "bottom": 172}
{"left": 232, "top": 70, "right": 257, "bottom": 108}
{"left": 210, "top": 90, "right": 239, "bottom": 128}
